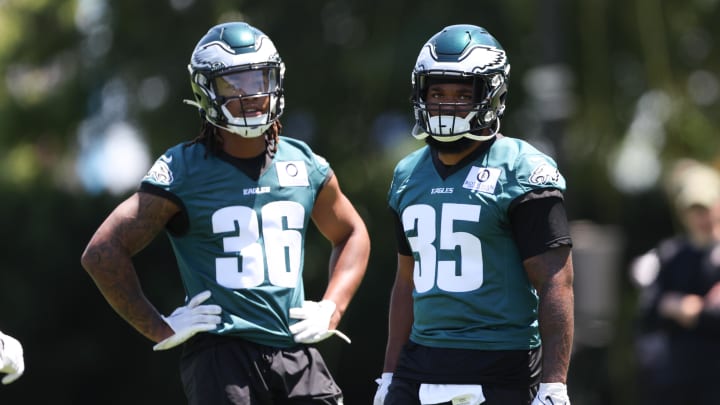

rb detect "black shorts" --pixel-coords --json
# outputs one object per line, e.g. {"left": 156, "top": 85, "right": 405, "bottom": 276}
{"left": 386, "top": 377, "right": 537, "bottom": 405}
{"left": 179, "top": 333, "right": 343, "bottom": 405}
{"left": 386, "top": 341, "right": 541, "bottom": 405}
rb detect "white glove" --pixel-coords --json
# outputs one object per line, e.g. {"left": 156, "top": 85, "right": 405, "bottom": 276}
{"left": 373, "top": 372, "right": 393, "bottom": 405}
{"left": 153, "top": 290, "right": 222, "bottom": 351}
{"left": 531, "top": 382, "right": 570, "bottom": 405}
{"left": 0, "top": 331, "right": 24, "bottom": 384}
{"left": 289, "top": 300, "right": 351, "bottom": 344}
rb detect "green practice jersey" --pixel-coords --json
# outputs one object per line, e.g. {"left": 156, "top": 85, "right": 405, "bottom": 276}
{"left": 387, "top": 136, "right": 566, "bottom": 351}
{"left": 141, "top": 136, "right": 331, "bottom": 348}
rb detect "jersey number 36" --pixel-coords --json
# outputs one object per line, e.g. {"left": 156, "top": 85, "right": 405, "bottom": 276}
{"left": 212, "top": 201, "right": 304, "bottom": 289}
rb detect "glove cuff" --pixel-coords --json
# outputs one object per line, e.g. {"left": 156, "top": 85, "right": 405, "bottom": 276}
{"left": 539, "top": 382, "right": 567, "bottom": 389}
{"left": 537, "top": 382, "right": 568, "bottom": 398}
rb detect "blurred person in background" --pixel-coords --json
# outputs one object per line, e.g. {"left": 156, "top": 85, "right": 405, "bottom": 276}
{"left": 0, "top": 330, "right": 23, "bottom": 384}
{"left": 81, "top": 21, "right": 370, "bottom": 404}
{"left": 373, "top": 24, "right": 574, "bottom": 405}
{"left": 630, "top": 159, "right": 720, "bottom": 405}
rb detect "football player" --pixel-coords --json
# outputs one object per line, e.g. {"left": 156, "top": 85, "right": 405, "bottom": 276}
{"left": 81, "top": 22, "right": 370, "bottom": 404}
{"left": 373, "top": 24, "right": 574, "bottom": 405}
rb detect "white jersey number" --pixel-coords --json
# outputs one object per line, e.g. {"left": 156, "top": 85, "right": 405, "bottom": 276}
{"left": 402, "top": 203, "right": 483, "bottom": 293}
{"left": 212, "top": 201, "right": 304, "bottom": 289}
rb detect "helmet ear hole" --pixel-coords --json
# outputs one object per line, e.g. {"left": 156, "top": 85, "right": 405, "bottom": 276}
{"left": 277, "top": 92, "right": 285, "bottom": 115}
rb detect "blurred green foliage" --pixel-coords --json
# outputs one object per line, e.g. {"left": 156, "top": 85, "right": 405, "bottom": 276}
{"left": 1, "top": 0, "right": 719, "bottom": 403}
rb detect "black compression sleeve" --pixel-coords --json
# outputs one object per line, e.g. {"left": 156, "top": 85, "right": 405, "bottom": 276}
{"left": 510, "top": 195, "right": 572, "bottom": 260}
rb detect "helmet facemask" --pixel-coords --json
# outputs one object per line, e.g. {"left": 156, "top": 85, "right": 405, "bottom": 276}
{"left": 412, "top": 71, "right": 507, "bottom": 142}
{"left": 211, "top": 65, "right": 282, "bottom": 137}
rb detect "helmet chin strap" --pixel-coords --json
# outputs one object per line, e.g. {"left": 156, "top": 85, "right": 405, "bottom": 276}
{"left": 412, "top": 112, "right": 499, "bottom": 142}
{"left": 219, "top": 122, "right": 271, "bottom": 138}
{"left": 428, "top": 113, "right": 474, "bottom": 137}
{"left": 218, "top": 101, "right": 272, "bottom": 138}
{"left": 464, "top": 119, "right": 500, "bottom": 141}
{"left": 184, "top": 98, "right": 270, "bottom": 138}
{"left": 208, "top": 118, "right": 271, "bottom": 138}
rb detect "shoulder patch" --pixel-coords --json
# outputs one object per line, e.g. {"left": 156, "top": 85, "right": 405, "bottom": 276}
{"left": 528, "top": 163, "right": 560, "bottom": 185}
{"left": 143, "top": 155, "right": 174, "bottom": 186}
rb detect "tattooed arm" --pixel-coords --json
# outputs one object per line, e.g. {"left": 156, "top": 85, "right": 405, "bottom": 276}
{"left": 524, "top": 246, "right": 574, "bottom": 384}
{"left": 81, "top": 192, "right": 180, "bottom": 343}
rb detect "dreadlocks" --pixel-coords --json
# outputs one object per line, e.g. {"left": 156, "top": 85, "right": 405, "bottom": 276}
{"left": 186, "top": 119, "right": 282, "bottom": 158}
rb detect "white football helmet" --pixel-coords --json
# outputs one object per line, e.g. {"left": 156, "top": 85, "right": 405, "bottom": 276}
{"left": 187, "top": 22, "right": 285, "bottom": 138}
{"left": 411, "top": 24, "right": 510, "bottom": 142}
